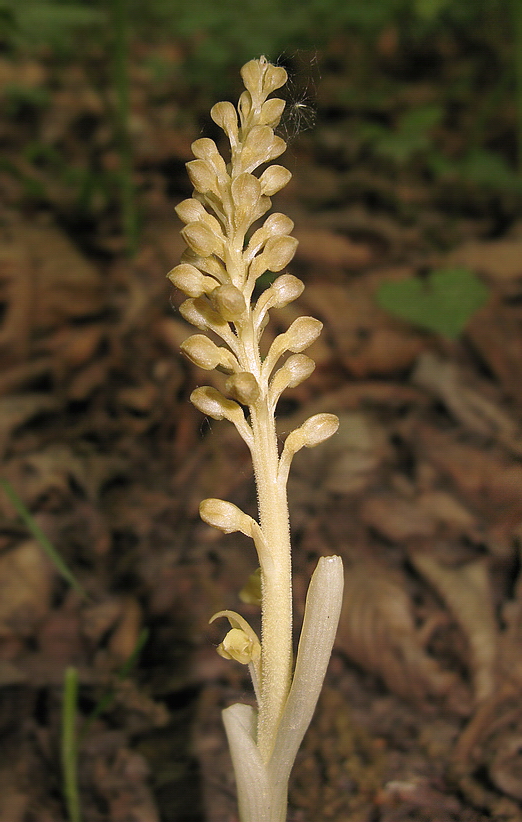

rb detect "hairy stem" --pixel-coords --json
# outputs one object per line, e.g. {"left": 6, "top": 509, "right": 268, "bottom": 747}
{"left": 250, "top": 400, "right": 293, "bottom": 762}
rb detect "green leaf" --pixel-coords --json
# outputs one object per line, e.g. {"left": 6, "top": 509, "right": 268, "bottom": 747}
{"left": 414, "top": 0, "right": 453, "bottom": 21}
{"left": 458, "top": 149, "right": 518, "bottom": 188}
{"left": 377, "top": 267, "right": 489, "bottom": 340}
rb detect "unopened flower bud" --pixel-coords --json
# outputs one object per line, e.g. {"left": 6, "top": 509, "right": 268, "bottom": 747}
{"left": 181, "top": 250, "right": 226, "bottom": 281}
{"left": 231, "top": 173, "right": 261, "bottom": 227}
{"left": 267, "top": 135, "right": 286, "bottom": 161}
{"left": 249, "top": 196, "right": 272, "bottom": 225}
{"left": 186, "top": 159, "right": 219, "bottom": 196}
{"left": 284, "top": 316, "right": 323, "bottom": 353}
{"left": 264, "top": 236, "right": 298, "bottom": 270}
{"left": 263, "top": 212, "right": 295, "bottom": 237}
{"left": 212, "top": 284, "right": 246, "bottom": 321}
{"left": 285, "top": 413, "right": 339, "bottom": 455}
{"left": 282, "top": 354, "right": 316, "bottom": 388}
{"left": 182, "top": 221, "right": 223, "bottom": 258}
{"left": 179, "top": 297, "right": 227, "bottom": 332}
{"left": 181, "top": 335, "right": 223, "bottom": 370}
{"left": 241, "top": 126, "right": 277, "bottom": 172}
{"left": 259, "top": 98, "right": 286, "bottom": 127}
{"left": 200, "top": 498, "right": 255, "bottom": 535}
{"left": 269, "top": 355, "right": 315, "bottom": 405}
{"left": 301, "top": 413, "right": 339, "bottom": 446}
{"left": 245, "top": 213, "right": 295, "bottom": 261}
{"left": 231, "top": 172, "right": 261, "bottom": 207}
{"left": 226, "top": 372, "right": 260, "bottom": 405}
{"left": 217, "top": 628, "right": 261, "bottom": 664}
{"left": 167, "top": 263, "right": 217, "bottom": 297}
{"left": 249, "top": 235, "right": 299, "bottom": 281}
{"left": 269, "top": 274, "right": 304, "bottom": 307}
{"left": 240, "top": 59, "right": 265, "bottom": 95}
{"left": 191, "top": 137, "right": 227, "bottom": 177}
{"left": 175, "top": 198, "right": 207, "bottom": 225}
{"left": 191, "top": 386, "right": 253, "bottom": 446}
{"left": 264, "top": 317, "right": 322, "bottom": 378}
{"left": 238, "top": 90, "right": 252, "bottom": 122}
{"left": 210, "top": 101, "right": 239, "bottom": 144}
{"left": 259, "top": 165, "right": 292, "bottom": 196}
{"left": 190, "top": 386, "right": 242, "bottom": 421}
{"left": 262, "top": 63, "right": 288, "bottom": 95}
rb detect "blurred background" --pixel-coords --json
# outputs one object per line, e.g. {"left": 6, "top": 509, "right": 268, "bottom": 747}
{"left": 1, "top": 1, "right": 522, "bottom": 821}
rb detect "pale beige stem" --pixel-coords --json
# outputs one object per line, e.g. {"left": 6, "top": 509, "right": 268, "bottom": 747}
{"left": 249, "top": 401, "right": 292, "bottom": 763}
{"left": 237, "top": 309, "right": 293, "bottom": 763}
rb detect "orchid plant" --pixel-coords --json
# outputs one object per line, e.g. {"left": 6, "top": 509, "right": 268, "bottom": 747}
{"left": 169, "top": 56, "right": 344, "bottom": 822}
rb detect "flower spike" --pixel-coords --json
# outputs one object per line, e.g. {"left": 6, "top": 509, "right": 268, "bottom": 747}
{"left": 170, "top": 56, "right": 343, "bottom": 822}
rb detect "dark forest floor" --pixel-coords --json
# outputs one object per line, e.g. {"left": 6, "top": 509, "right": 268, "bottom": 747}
{"left": 1, "top": 33, "right": 522, "bottom": 822}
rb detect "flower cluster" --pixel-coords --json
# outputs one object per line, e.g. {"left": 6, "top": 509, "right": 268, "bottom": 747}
{"left": 169, "top": 56, "right": 337, "bottom": 471}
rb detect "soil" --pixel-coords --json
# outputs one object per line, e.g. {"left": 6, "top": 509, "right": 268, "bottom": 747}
{"left": 1, "top": 31, "right": 522, "bottom": 822}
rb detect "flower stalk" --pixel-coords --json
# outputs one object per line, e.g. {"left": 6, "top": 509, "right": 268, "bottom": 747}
{"left": 170, "top": 56, "right": 344, "bottom": 822}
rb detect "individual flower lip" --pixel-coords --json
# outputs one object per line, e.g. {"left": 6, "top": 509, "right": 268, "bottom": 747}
{"left": 218, "top": 627, "right": 261, "bottom": 665}
{"left": 209, "top": 609, "right": 262, "bottom": 694}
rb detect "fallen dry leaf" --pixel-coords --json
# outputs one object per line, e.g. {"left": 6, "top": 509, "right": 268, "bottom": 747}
{"left": 294, "top": 225, "right": 373, "bottom": 269}
{"left": 407, "top": 423, "right": 522, "bottom": 548}
{"left": 336, "top": 562, "right": 459, "bottom": 705}
{"left": 410, "top": 552, "right": 498, "bottom": 703}
{"left": 446, "top": 237, "right": 522, "bottom": 288}
{"left": 0, "top": 221, "right": 106, "bottom": 336}
{"left": 412, "top": 351, "right": 522, "bottom": 456}
{"left": 0, "top": 540, "right": 54, "bottom": 638}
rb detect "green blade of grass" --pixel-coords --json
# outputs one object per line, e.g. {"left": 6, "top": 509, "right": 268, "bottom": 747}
{"left": 62, "top": 666, "right": 82, "bottom": 822}
{"left": 0, "top": 477, "right": 88, "bottom": 599}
